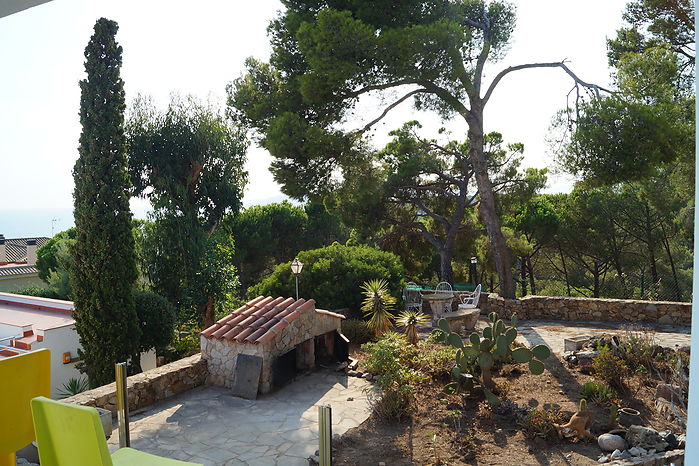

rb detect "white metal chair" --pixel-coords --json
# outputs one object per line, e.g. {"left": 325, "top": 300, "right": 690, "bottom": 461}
{"left": 458, "top": 284, "right": 482, "bottom": 310}
{"left": 403, "top": 282, "right": 422, "bottom": 312}
{"left": 435, "top": 281, "right": 453, "bottom": 313}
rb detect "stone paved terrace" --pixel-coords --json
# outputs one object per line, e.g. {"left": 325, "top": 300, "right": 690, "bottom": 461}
{"left": 476, "top": 317, "right": 691, "bottom": 353}
{"left": 107, "top": 371, "right": 373, "bottom": 466}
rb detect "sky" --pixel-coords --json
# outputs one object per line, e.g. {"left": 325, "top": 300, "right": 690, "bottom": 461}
{"left": 0, "top": 0, "right": 629, "bottom": 238}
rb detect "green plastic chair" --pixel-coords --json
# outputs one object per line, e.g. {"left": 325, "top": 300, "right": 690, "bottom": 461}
{"left": 0, "top": 348, "right": 51, "bottom": 466}
{"left": 31, "top": 397, "right": 202, "bottom": 466}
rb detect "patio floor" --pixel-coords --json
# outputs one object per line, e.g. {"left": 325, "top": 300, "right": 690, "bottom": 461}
{"left": 107, "top": 370, "right": 373, "bottom": 466}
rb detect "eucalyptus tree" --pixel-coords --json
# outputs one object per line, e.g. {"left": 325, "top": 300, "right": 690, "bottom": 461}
{"left": 126, "top": 95, "right": 248, "bottom": 327}
{"left": 230, "top": 0, "right": 604, "bottom": 297}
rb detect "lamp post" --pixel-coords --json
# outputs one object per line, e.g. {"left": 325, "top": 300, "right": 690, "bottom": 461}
{"left": 469, "top": 257, "right": 478, "bottom": 285}
{"left": 290, "top": 258, "right": 304, "bottom": 300}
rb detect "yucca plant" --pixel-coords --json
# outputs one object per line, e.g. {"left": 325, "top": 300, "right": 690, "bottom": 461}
{"left": 361, "top": 279, "right": 397, "bottom": 337}
{"left": 57, "top": 377, "right": 90, "bottom": 399}
{"left": 397, "top": 309, "right": 429, "bottom": 345}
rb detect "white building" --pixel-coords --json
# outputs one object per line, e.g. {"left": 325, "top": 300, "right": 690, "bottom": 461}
{"left": 0, "top": 292, "right": 155, "bottom": 397}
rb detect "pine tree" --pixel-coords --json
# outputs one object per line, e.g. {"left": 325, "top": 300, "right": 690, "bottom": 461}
{"left": 71, "top": 18, "right": 141, "bottom": 387}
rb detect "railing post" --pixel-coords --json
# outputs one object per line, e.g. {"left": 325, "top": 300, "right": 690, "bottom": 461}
{"left": 115, "top": 362, "right": 130, "bottom": 448}
{"left": 318, "top": 404, "right": 332, "bottom": 465}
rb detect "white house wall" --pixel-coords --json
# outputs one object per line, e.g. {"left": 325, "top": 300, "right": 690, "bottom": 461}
{"left": 31, "top": 324, "right": 83, "bottom": 398}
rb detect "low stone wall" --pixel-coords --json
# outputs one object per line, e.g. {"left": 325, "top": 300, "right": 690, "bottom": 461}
{"left": 609, "top": 449, "right": 684, "bottom": 465}
{"left": 64, "top": 353, "right": 207, "bottom": 414}
{"left": 479, "top": 294, "right": 691, "bottom": 326}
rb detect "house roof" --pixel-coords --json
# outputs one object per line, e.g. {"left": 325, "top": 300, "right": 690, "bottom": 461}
{"left": 3, "top": 237, "right": 49, "bottom": 263}
{"left": 0, "top": 264, "right": 38, "bottom": 278}
{"left": 0, "top": 293, "right": 74, "bottom": 332}
{"left": 201, "top": 296, "right": 344, "bottom": 345}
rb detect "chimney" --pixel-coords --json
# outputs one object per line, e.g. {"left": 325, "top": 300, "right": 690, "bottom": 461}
{"left": 0, "top": 235, "right": 5, "bottom": 264}
{"left": 26, "top": 239, "right": 37, "bottom": 265}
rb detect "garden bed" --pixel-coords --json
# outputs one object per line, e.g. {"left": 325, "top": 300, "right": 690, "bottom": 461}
{"left": 335, "top": 333, "right": 686, "bottom": 465}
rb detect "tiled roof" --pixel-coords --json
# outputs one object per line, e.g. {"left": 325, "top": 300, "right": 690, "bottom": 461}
{"left": 201, "top": 296, "right": 344, "bottom": 345}
{"left": 4, "top": 237, "right": 49, "bottom": 263}
{"left": 0, "top": 264, "right": 39, "bottom": 277}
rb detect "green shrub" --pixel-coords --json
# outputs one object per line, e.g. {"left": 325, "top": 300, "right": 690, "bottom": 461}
{"left": 9, "top": 285, "right": 62, "bottom": 299}
{"left": 57, "top": 377, "right": 90, "bottom": 399}
{"left": 592, "top": 351, "right": 629, "bottom": 391}
{"left": 521, "top": 407, "right": 568, "bottom": 440}
{"left": 341, "top": 319, "right": 374, "bottom": 344}
{"left": 133, "top": 290, "right": 177, "bottom": 352}
{"left": 580, "top": 380, "right": 615, "bottom": 405}
{"left": 249, "top": 243, "right": 404, "bottom": 315}
{"left": 361, "top": 279, "right": 397, "bottom": 336}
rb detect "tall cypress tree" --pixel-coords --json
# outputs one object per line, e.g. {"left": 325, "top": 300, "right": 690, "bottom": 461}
{"left": 71, "top": 18, "right": 141, "bottom": 387}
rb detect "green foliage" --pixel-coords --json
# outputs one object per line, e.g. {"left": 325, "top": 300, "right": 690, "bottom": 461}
{"left": 396, "top": 309, "right": 429, "bottom": 345}
{"left": 437, "top": 312, "right": 551, "bottom": 404}
{"left": 580, "top": 381, "right": 616, "bottom": 405}
{"left": 126, "top": 94, "right": 248, "bottom": 327}
{"left": 522, "top": 407, "right": 568, "bottom": 440}
{"left": 249, "top": 243, "right": 404, "bottom": 315}
{"left": 228, "top": 201, "right": 348, "bottom": 290}
{"left": 10, "top": 285, "right": 62, "bottom": 299}
{"left": 361, "top": 279, "right": 397, "bottom": 336}
{"left": 36, "top": 228, "right": 76, "bottom": 282}
{"left": 592, "top": 351, "right": 629, "bottom": 391}
{"left": 57, "top": 377, "right": 90, "bottom": 399}
{"left": 71, "top": 18, "right": 141, "bottom": 387}
{"left": 133, "top": 290, "right": 177, "bottom": 353}
{"left": 361, "top": 332, "right": 433, "bottom": 420}
{"left": 341, "top": 318, "right": 374, "bottom": 345}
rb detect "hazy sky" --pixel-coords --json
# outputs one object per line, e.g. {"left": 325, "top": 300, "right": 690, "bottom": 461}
{"left": 0, "top": 0, "right": 628, "bottom": 237}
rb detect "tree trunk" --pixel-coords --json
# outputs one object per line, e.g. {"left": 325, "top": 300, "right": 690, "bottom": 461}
{"left": 593, "top": 261, "right": 600, "bottom": 298}
{"left": 520, "top": 256, "right": 528, "bottom": 296}
{"left": 558, "top": 243, "right": 571, "bottom": 296}
{"left": 660, "top": 226, "right": 681, "bottom": 301}
{"left": 527, "top": 256, "right": 536, "bottom": 295}
{"left": 439, "top": 248, "right": 454, "bottom": 284}
{"left": 466, "top": 108, "right": 515, "bottom": 298}
{"left": 202, "top": 295, "right": 215, "bottom": 329}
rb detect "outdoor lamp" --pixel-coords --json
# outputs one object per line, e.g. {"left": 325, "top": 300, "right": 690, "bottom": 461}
{"left": 469, "top": 257, "right": 478, "bottom": 285}
{"left": 291, "top": 258, "right": 304, "bottom": 300}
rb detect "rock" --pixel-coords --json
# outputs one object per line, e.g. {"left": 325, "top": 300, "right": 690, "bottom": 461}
{"left": 307, "top": 454, "right": 319, "bottom": 465}
{"left": 626, "top": 425, "right": 669, "bottom": 452}
{"left": 659, "top": 431, "right": 678, "bottom": 450}
{"left": 655, "top": 383, "right": 683, "bottom": 403}
{"left": 658, "top": 315, "right": 673, "bottom": 325}
{"left": 676, "top": 434, "right": 686, "bottom": 448}
{"left": 598, "top": 456, "right": 609, "bottom": 463}
{"left": 347, "top": 370, "right": 360, "bottom": 377}
{"left": 336, "top": 362, "right": 348, "bottom": 371}
{"left": 628, "top": 447, "right": 647, "bottom": 457}
{"left": 598, "top": 433, "right": 627, "bottom": 452}
{"left": 610, "top": 449, "right": 624, "bottom": 460}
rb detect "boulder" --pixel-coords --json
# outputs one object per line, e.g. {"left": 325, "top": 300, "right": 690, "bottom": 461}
{"left": 626, "top": 425, "right": 669, "bottom": 452}
{"left": 655, "top": 383, "right": 683, "bottom": 403}
{"left": 598, "top": 433, "right": 627, "bottom": 452}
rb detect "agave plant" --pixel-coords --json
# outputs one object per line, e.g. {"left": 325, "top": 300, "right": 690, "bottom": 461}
{"left": 361, "top": 279, "right": 397, "bottom": 337}
{"left": 57, "top": 377, "right": 90, "bottom": 399}
{"left": 397, "top": 309, "right": 429, "bottom": 345}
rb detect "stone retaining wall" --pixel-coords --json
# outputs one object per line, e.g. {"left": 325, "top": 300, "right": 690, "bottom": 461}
{"left": 64, "top": 354, "right": 207, "bottom": 414}
{"left": 478, "top": 294, "right": 691, "bottom": 326}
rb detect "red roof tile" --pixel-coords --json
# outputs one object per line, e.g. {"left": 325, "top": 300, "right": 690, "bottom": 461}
{"left": 200, "top": 296, "right": 342, "bottom": 345}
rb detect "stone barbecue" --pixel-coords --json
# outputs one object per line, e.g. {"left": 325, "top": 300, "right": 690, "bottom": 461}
{"left": 200, "top": 296, "right": 346, "bottom": 394}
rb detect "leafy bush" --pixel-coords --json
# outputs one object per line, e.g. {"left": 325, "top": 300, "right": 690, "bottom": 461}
{"left": 133, "top": 290, "right": 177, "bottom": 352}
{"left": 592, "top": 351, "right": 629, "bottom": 391}
{"left": 362, "top": 332, "right": 426, "bottom": 420}
{"left": 249, "top": 243, "right": 404, "bottom": 315}
{"left": 9, "top": 285, "right": 62, "bottom": 299}
{"left": 617, "top": 326, "right": 656, "bottom": 371}
{"left": 341, "top": 319, "right": 374, "bottom": 344}
{"left": 580, "top": 380, "right": 615, "bottom": 405}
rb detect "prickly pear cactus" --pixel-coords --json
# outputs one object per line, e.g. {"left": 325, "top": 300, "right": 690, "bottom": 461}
{"left": 435, "top": 312, "right": 551, "bottom": 405}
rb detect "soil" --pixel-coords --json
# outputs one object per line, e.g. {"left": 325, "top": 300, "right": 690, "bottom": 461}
{"left": 334, "top": 350, "right": 680, "bottom": 466}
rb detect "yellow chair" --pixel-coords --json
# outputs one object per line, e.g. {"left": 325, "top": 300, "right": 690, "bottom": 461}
{"left": 0, "top": 348, "right": 51, "bottom": 466}
{"left": 31, "top": 396, "right": 202, "bottom": 466}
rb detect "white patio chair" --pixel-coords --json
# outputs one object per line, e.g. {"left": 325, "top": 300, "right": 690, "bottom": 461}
{"left": 403, "top": 282, "right": 422, "bottom": 312}
{"left": 435, "top": 281, "right": 453, "bottom": 313}
{"left": 458, "top": 284, "right": 482, "bottom": 310}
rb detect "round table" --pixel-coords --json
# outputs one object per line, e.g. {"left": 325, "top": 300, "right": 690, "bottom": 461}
{"left": 420, "top": 293, "right": 455, "bottom": 324}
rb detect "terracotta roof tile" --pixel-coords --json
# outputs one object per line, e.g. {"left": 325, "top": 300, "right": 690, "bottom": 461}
{"left": 201, "top": 296, "right": 341, "bottom": 345}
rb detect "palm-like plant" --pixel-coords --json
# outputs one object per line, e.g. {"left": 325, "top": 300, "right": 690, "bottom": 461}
{"left": 397, "top": 309, "right": 429, "bottom": 345}
{"left": 57, "top": 377, "right": 90, "bottom": 399}
{"left": 361, "top": 279, "right": 397, "bottom": 337}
